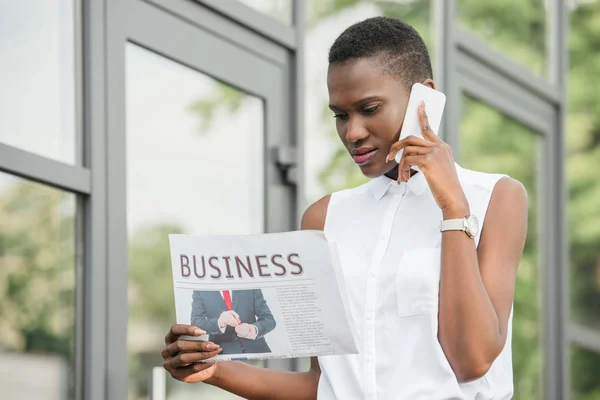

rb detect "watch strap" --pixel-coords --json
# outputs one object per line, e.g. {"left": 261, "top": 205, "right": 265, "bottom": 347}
{"left": 439, "top": 218, "right": 466, "bottom": 232}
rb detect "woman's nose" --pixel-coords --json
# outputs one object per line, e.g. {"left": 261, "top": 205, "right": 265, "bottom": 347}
{"left": 345, "top": 118, "right": 369, "bottom": 143}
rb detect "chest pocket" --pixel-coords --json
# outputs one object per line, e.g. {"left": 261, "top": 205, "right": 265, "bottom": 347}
{"left": 396, "top": 248, "right": 442, "bottom": 317}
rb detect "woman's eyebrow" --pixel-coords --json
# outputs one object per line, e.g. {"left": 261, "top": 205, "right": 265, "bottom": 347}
{"left": 329, "top": 96, "right": 383, "bottom": 111}
{"left": 353, "top": 96, "right": 381, "bottom": 106}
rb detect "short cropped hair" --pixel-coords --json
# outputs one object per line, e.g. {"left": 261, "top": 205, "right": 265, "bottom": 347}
{"left": 328, "top": 16, "right": 433, "bottom": 88}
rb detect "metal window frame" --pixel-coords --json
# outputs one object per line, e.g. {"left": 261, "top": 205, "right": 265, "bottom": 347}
{"left": 192, "top": 0, "right": 296, "bottom": 49}
{"left": 144, "top": 0, "right": 289, "bottom": 67}
{"left": 0, "top": 143, "right": 90, "bottom": 194}
{"left": 81, "top": 1, "right": 109, "bottom": 399}
{"left": 437, "top": 1, "right": 573, "bottom": 399}
{"left": 570, "top": 324, "right": 600, "bottom": 354}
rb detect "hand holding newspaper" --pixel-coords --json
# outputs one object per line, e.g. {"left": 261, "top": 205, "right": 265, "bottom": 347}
{"left": 169, "top": 230, "right": 358, "bottom": 362}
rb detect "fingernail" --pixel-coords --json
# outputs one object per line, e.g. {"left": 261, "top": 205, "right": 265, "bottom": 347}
{"left": 385, "top": 155, "right": 390, "bottom": 162}
{"left": 194, "top": 328, "right": 204, "bottom": 336}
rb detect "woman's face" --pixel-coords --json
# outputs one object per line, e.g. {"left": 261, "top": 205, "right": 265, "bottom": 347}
{"left": 327, "top": 58, "right": 414, "bottom": 179}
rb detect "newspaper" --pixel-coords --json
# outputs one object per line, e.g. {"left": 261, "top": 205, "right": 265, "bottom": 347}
{"left": 169, "top": 230, "right": 358, "bottom": 362}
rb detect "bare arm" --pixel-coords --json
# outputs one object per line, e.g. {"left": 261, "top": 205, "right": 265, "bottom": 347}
{"left": 162, "top": 196, "right": 330, "bottom": 399}
{"left": 438, "top": 177, "right": 527, "bottom": 382}
{"left": 387, "top": 104, "right": 527, "bottom": 383}
{"left": 204, "top": 357, "right": 320, "bottom": 400}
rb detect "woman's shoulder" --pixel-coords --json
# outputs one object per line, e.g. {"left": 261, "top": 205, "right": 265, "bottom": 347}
{"left": 301, "top": 195, "right": 331, "bottom": 231}
{"left": 301, "top": 180, "right": 375, "bottom": 231}
{"left": 456, "top": 164, "right": 514, "bottom": 193}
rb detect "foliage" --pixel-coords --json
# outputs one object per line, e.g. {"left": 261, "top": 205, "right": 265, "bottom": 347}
{"left": 187, "top": 82, "right": 246, "bottom": 133}
{"left": 129, "top": 223, "right": 184, "bottom": 322}
{"left": 461, "top": 96, "right": 542, "bottom": 398}
{"left": 0, "top": 179, "right": 75, "bottom": 398}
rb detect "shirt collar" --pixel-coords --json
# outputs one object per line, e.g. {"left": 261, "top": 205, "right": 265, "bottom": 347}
{"left": 368, "top": 170, "right": 429, "bottom": 201}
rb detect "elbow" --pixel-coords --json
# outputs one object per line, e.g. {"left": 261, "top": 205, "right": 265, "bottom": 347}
{"left": 454, "top": 359, "right": 493, "bottom": 383}
{"left": 440, "top": 332, "right": 505, "bottom": 383}
{"left": 444, "top": 344, "right": 497, "bottom": 383}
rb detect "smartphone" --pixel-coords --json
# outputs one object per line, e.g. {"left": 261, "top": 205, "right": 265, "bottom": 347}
{"left": 394, "top": 82, "right": 446, "bottom": 164}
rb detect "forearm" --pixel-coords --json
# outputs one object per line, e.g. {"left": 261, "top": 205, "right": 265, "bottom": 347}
{"left": 438, "top": 212, "right": 503, "bottom": 380}
{"left": 207, "top": 361, "right": 319, "bottom": 400}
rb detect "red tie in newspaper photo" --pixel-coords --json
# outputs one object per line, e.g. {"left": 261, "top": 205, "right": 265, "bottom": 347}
{"left": 223, "top": 290, "right": 246, "bottom": 353}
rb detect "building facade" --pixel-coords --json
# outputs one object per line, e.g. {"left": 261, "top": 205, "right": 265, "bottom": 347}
{"left": 1, "top": 0, "right": 599, "bottom": 399}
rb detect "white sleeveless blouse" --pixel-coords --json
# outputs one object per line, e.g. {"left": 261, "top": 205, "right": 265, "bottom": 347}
{"left": 318, "top": 164, "right": 513, "bottom": 400}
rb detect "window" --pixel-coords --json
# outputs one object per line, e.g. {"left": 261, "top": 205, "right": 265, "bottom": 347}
{"left": 0, "top": 173, "right": 76, "bottom": 399}
{"left": 460, "top": 95, "right": 543, "bottom": 399}
{"left": 0, "top": 0, "right": 78, "bottom": 164}
{"left": 126, "top": 43, "right": 265, "bottom": 399}
{"left": 457, "top": 0, "right": 547, "bottom": 75}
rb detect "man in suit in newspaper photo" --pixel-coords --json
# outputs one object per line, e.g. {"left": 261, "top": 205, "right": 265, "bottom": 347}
{"left": 190, "top": 289, "right": 276, "bottom": 355}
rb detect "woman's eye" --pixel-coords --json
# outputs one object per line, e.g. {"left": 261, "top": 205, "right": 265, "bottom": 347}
{"left": 364, "top": 105, "right": 379, "bottom": 113}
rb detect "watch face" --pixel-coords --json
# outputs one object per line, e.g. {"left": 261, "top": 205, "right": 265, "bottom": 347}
{"left": 467, "top": 215, "right": 480, "bottom": 237}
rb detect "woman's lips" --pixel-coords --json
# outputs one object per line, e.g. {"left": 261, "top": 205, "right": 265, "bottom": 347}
{"left": 352, "top": 148, "right": 378, "bottom": 165}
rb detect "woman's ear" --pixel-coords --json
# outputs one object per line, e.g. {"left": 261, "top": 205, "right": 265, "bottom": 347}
{"left": 422, "top": 78, "right": 436, "bottom": 90}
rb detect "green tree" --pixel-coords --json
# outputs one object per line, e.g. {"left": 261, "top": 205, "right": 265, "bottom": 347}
{"left": 0, "top": 179, "right": 76, "bottom": 398}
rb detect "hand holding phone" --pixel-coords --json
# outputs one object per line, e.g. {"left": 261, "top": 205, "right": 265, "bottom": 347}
{"left": 394, "top": 83, "right": 446, "bottom": 164}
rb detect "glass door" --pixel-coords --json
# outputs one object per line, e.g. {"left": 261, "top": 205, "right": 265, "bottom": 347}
{"left": 118, "top": 1, "right": 295, "bottom": 399}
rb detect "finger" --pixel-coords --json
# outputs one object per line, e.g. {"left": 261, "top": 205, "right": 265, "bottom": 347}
{"left": 402, "top": 145, "right": 431, "bottom": 157}
{"left": 165, "top": 325, "right": 205, "bottom": 345}
{"left": 386, "top": 135, "right": 433, "bottom": 162}
{"left": 168, "top": 362, "right": 209, "bottom": 379}
{"left": 166, "top": 339, "right": 221, "bottom": 357}
{"left": 170, "top": 348, "right": 223, "bottom": 368}
{"left": 418, "top": 102, "right": 441, "bottom": 143}
{"left": 231, "top": 311, "right": 240, "bottom": 319}
{"left": 405, "top": 154, "right": 428, "bottom": 170}
{"left": 169, "top": 361, "right": 216, "bottom": 381}
{"left": 397, "top": 154, "right": 411, "bottom": 183}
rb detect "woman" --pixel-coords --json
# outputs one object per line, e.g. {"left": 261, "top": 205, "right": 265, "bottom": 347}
{"left": 161, "top": 16, "right": 527, "bottom": 400}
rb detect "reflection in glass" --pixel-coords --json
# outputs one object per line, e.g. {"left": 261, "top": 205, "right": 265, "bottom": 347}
{"left": 460, "top": 95, "right": 542, "bottom": 400}
{"left": 571, "top": 345, "right": 600, "bottom": 400}
{"left": 0, "top": 0, "right": 77, "bottom": 164}
{"left": 457, "top": 0, "right": 547, "bottom": 75}
{"left": 568, "top": 1, "right": 600, "bottom": 334}
{"left": 305, "top": 0, "right": 433, "bottom": 202}
{"left": 126, "top": 43, "right": 264, "bottom": 400}
{"left": 0, "top": 173, "right": 76, "bottom": 399}
{"left": 237, "top": 0, "right": 293, "bottom": 25}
